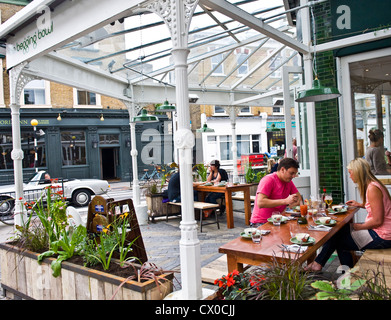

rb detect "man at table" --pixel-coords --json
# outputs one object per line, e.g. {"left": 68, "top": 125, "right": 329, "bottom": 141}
{"left": 250, "top": 157, "right": 300, "bottom": 226}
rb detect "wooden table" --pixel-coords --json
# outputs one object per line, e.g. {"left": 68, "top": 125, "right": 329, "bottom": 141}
{"left": 194, "top": 183, "right": 252, "bottom": 229}
{"left": 219, "top": 207, "right": 359, "bottom": 272}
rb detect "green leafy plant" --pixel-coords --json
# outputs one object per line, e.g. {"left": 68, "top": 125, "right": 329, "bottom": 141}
{"left": 105, "top": 210, "right": 140, "bottom": 267}
{"left": 37, "top": 225, "right": 87, "bottom": 277}
{"left": 253, "top": 258, "right": 316, "bottom": 300}
{"left": 86, "top": 232, "right": 118, "bottom": 271}
{"left": 311, "top": 266, "right": 365, "bottom": 300}
{"left": 193, "top": 163, "right": 208, "bottom": 181}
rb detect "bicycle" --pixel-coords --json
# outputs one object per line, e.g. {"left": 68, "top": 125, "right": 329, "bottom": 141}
{"left": 139, "top": 164, "right": 161, "bottom": 185}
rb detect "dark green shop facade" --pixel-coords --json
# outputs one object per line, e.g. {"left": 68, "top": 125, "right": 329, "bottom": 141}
{"left": 0, "top": 108, "right": 170, "bottom": 185}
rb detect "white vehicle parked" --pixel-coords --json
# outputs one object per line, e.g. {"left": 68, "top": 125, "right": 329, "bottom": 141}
{"left": 0, "top": 171, "right": 110, "bottom": 217}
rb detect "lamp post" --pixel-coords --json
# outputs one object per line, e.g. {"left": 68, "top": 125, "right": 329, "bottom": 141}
{"left": 30, "top": 119, "right": 38, "bottom": 172}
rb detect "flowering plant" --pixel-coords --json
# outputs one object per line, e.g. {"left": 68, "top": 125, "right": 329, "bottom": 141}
{"left": 214, "top": 270, "right": 264, "bottom": 300}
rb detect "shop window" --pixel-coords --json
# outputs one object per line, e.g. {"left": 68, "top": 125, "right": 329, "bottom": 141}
{"left": 99, "top": 134, "right": 119, "bottom": 145}
{"left": 0, "top": 132, "right": 46, "bottom": 170}
{"left": 61, "top": 131, "right": 86, "bottom": 166}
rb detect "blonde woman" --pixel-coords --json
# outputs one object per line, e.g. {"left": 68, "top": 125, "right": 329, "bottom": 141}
{"left": 306, "top": 158, "right": 391, "bottom": 271}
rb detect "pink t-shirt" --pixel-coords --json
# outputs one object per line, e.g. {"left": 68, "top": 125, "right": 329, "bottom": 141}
{"left": 250, "top": 172, "right": 298, "bottom": 224}
{"left": 365, "top": 181, "right": 391, "bottom": 240}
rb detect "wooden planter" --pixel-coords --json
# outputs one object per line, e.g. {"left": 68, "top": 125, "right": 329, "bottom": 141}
{"left": 0, "top": 243, "right": 173, "bottom": 300}
{"left": 146, "top": 193, "right": 180, "bottom": 221}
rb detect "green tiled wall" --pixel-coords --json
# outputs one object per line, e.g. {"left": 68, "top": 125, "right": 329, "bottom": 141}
{"left": 313, "top": 1, "right": 344, "bottom": 203}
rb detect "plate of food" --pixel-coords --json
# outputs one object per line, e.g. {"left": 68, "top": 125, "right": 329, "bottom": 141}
{"left": 203, "top": 182, "right": 213, "bottom": 186}
{"left": 315, "top": 216, "right": 337, "bottom": 226}
{"left": 240, "top": 228, "right": 261, "bottom": 239}
{"left": 290, "top": 233, "right": 315, "bottom": 245}
{"left": 267, "top": 216, "right": 289, "bottom": 224}
{"left": 328, "top": 205, "right": 348, "bottom": 214}
{"left": 240, "top": 228, "right": 270, "bottom": 239}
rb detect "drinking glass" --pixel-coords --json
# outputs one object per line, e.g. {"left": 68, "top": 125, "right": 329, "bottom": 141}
{"left": 272, "top": 211, "right": 282, "bottom": 226}
{"left": 324, "top": 193, "right": 333, "bottom": 208}
{"left": 251, "top": 231, "right": 262, "bottom": 244}
{"left": 310, "top": 194, "right": 321, "bottom": 210}
{"left": 289, "top": 223, "right": 299, "bottom": 239}
{"left": 300, "top": 204, "right": 308, "bottom": 217}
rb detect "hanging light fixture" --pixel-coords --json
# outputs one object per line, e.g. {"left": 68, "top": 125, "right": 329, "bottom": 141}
{"left": 100, "top": 113, "right": 105, "bottom": 121}
{"left": 196, "top": 123, "right": 214, "bottom": 132}
{"left": 132, "top": 109, "right": 159, "bottom": 123}
{"left": 156, "top": 100, "right": 176, "bottom": 112}
{"left": 295, "top": 6, "right": 341, "bottom": 103}
{"left": 57, "top": 113, "right": 62, "bottom": 121}
{"left": 296, "top": 77, "right": 341, "bottom": 103}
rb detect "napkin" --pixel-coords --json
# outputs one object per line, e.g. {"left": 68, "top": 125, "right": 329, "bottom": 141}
{"left": 308, "top": 224, "right": 331, "bottom": 231}
{"left": 281, "top": 244, "right": 308, "bottom": 253}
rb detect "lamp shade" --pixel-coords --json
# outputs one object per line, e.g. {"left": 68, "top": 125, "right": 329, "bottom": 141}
{"left": 132, "top": 109, "right": 159, "bottom": 123}
{"left": 196, "top": 123, "right": 214, "bottom": 132}
{"left": 156, "top": 100, "right": 176, "bottom": 112}
{"left": 295, "top": 78, "right": 341, "bottom": 103}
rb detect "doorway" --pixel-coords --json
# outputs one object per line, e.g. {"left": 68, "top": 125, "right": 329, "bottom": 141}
{"left": 339, "top": 47, "right": 391, "bottom": 218}
{"left": 101, "top": 147, "right": 119, "bottom": 180}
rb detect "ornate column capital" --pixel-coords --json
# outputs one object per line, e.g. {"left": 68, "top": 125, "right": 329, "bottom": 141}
{"left": 9, "top": 62, "right": 38, "bottom": 104}
{"left": 146, "top": 0, "right": 198, "bottom": 47}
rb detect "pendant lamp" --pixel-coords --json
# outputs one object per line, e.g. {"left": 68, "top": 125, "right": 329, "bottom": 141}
{"left": 132, "top": 109, "right": 159, "bottom": 123}
{"left": 156, "top": 100, "right": 176, "bottom": 112}
{"left": 295, "top": 77, "right": 341, "bottom": 103}
{"left": 196, "top": 123, "right": 214, "bottom": 132}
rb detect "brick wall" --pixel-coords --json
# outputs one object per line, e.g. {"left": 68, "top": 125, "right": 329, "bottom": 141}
{"left": 313, "top": 1, "right": 344, "bottom": 203}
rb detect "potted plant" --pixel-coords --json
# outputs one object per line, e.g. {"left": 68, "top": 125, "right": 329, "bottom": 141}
{"left": 0, "top": 186, "right": 174, "bottom": 300}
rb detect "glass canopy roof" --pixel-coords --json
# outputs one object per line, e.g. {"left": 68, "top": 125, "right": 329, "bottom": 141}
{"left": 56, "top": 0, "right": 301, "bottom": 103}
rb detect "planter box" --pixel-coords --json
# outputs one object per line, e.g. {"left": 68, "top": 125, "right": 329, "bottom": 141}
{"left": 146, "top": 193, "right": 180, "bottom": 221}
{"left": 0, "top": 243, "right": 173, "bottom": 300}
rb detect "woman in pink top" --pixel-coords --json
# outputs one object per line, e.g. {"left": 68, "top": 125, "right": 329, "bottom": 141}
{"left": 306, "top": 158, "right": 391, "bottom": 271}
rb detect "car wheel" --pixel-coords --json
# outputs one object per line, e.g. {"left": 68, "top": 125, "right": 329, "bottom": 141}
{"left": 71, "top": 189, "right": 92, "bottom": 207}
{"left": 0, "top": 196, "right": 15, "bottom": 218}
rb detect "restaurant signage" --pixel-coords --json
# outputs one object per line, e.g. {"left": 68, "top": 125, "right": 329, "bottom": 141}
{"left": 330, "top": 0, "right": 391, "bottom": 56}
{"left": 0, "top": 119, "right": 50, "bottom": 126}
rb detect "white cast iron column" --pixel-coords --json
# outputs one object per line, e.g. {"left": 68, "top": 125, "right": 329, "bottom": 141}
{"left": 123, "top": 99, "right": 143, "bottom": 208}
{"left": 147, "top": 0, "right": 210, "bottom": 299}
{"left": 301, "top": 0, "right": 319, "bottom": 195}
{"left": 9, "top": 62, "right": 36, "bottom": 228}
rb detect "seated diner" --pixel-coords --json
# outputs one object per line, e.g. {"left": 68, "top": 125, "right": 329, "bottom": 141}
{"left": 250, "top": 157, "right": 300, "bottom": 227}
{"left": 306, "top": 158, "right": 391, "bottom": 271}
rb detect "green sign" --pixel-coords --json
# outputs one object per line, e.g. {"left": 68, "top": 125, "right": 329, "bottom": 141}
{"left": 331, "top": 0, "right": 391, "bottom": 39}
{"left": 330, "top": 0, "right": 391, "bottom": 56}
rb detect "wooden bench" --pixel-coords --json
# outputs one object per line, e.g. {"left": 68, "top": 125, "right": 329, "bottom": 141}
{"left": 231, "top": 192, "right": 256, "bottom": 202}
{"left": 358, "top": 248, "right": 391, "bottom": 288}
{"left": 168, "top": 201, "right": 220, "bottom": 232}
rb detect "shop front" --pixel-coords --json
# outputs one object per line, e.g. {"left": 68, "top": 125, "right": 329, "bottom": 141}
{"left": 0, "top": 108, "right": 168, "bottom": 185}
